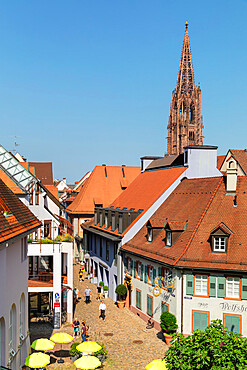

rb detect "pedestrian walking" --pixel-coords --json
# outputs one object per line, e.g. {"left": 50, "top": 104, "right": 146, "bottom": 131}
{"left": 72, "top": 317, "right": 80, "bottom": 338}
{"left": 99, "top": 300, "right": 106, "bottom": 321}
{"left": 84, "top": 286, "right": 92, "bottom": 304}
{"left": 81, "top": 321, "right": 87, "bottom": 342}
{"left": 79, "top": 269, "right": 83, "bottom": 282}
{"left": 97, "top": 286, "right": 101, "bottom": 300}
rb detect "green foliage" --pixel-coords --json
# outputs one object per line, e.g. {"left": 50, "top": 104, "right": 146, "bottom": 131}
{"left": 115, "top": 284, "right": 127, "bottom": 301}
{"left": 38, "top": 238, "right": 54, "bottom": 244}
{"left": 164, "top": 319, "right": 247, "bottom": 369}
{"left": 160, "top": 311, "right": 178, "bottom": 334}
{"left": 55, "top": 233, "right": 73, "bottom": 242}
{"left": 99, "top": 281, "right": 104, "bottom": 287}
{"left": 94, "top": 341, "right": 108, "bottom": 356}
{"left": 103, "top": 285, "right": 109, "bottom": 291}
{"left": 69, "top": 342, "right": 80, "bottom": 356}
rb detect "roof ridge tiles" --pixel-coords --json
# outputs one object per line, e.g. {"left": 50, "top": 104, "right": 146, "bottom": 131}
{"left": 173, "top": 177, "right": 223, "bottom": 266}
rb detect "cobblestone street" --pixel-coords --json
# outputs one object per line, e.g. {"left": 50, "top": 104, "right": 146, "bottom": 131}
{"left": 72, "top": 265, "right": 167, "bottom": 368}
{"left": 31, "top": 264, "right": 167, "bottom": 369}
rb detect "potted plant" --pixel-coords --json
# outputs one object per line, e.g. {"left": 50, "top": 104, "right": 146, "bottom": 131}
{"left": 160, "top": 311, "right": 178, "bottom": 345}
{"left": 69, "top": 342, "right": 80, "bottom": 362}
{"left": 99, "top": 281, "right": 104, "bottom": 291}
{"left": 94, "top": 341, "right": 108, "bottom": 363}
{"left": 103, "top": 285, "right": 109, "bottom": 298}
{"left": 115, "top": 284, "right": 127, "bottom": 308}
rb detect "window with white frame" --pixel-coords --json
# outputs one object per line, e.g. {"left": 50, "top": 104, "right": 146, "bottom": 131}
{"left": 195, "top": 275, "right": 208, "bottom": 296}
{"left": 226, "top": 277, "right": 240, "bottom": 298}
{"left": 166, "top": 231, "right": 172, "bottom": 246}
{"left": 214, "top": 237, "right": 226, "bottom": 252}
{"left": 147, "top": 227, "right": 152, "bottom": 242}
{"left": 148, "top": 266, "right": 153, "bottom": 284}
{"left": 137, "top": 262, "right": 141, "bottom": 278}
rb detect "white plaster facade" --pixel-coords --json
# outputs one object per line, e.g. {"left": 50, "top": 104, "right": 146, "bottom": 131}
{"left": 28, "top": 241, "right": 73, "bottom": 325}
{"left": 0, "top": 236, "right": 30, "bottom": 369}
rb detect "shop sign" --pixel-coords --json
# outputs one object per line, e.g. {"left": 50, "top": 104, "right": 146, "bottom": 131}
{"left": 220, "top": 302, "right": 247, "bottom": 313}
{"left": 153, "top": 286, "right": 161, "bottom": 297}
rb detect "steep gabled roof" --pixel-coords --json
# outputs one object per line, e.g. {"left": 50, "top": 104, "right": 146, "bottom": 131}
{"left": 66, "top": 166, "right": 140, "bottom": 215}
{"left": 28, "top": 162, "right": 53, "bottom": 185}
{"left": 90, "top": 166, "right": 186, "bottom": 237}
{"left": 229, "top": 150, "right": 247, "bottom": 174}
{"left": 0, "top": 179, "right": 41, "bottom": 243}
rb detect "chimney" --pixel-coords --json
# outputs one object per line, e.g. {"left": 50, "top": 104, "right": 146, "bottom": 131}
{"left": 226, "top": 158, "right": 237, "bottom": 194}
{"left": 63, "top": 177, "right": 66, "bottom": 184}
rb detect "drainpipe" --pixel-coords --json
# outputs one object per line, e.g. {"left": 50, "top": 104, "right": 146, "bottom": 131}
{"left": 181, "top": 270, "right": 184, "bottom": 334}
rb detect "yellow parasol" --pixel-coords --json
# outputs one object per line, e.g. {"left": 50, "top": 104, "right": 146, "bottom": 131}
{"left": 50, "top": 332, "right": 73, "bottom": 343}
{"left": 76, "top": 341, "right": 102, "bottom": 353}
{"left": 146, "top": 359, "right": 167, "bottom": 370}
{"left": 50, "top": 332, "right": 73, "bottom": 363}
{"left": 74, "top": 355, "right": 101, "bottom": 369}
{"left": 31, "top": 338, "right": 55, "bottom": 351}
{"left": 25, "top": 352, "right": 50, "bottom": 368}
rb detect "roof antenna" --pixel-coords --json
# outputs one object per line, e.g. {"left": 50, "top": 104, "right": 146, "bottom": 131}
{"left": 11, "top": 135, "right": 20, "bottom": 154}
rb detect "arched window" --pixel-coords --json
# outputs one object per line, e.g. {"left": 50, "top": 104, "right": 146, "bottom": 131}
{"left": 20, "top": 294, "right": 25, "bottom": 337}
{"left": 0, "top": 317, "right": 5, "bottom": 366}
{"left": 228, "top": 161, "right": 235, "bottom": 169}
{"left": 184, "top": 107, "right": 187, "bottom": 121}
{"left": 190, "top": 104, "right": 194, "bottom": 122}
{"left": 9, "top": 304, "right": 16, "bottom": 354}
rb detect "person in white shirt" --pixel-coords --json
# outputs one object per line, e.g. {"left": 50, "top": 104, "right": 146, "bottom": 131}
{"left": 99, "top": 300, "right": 106, "bottom": 321}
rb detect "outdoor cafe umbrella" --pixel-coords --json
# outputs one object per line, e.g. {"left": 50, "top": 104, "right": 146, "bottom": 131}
{"left": 50, "top": 332, "right": 73, "bottom": 363}
{"left": 76, "top": 341, "right": 102, "bottom": 353}
{"left": 31, "top": 338, "right": 55, "bottom": 351}
{"left": 146, "top": 359, "right": 167, "bottom": 370}
{"left": 25, "top": 352, "right": 50, "bottom": 369}
{"left": 74, "top": 355, "right": 101, "bottom": 369}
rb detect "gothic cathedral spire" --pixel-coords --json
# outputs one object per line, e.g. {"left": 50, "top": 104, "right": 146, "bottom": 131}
{"left": 166, "top": 22, "right": 203, "bottom": 156}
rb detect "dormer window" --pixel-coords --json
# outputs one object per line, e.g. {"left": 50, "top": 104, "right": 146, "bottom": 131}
{"left": 147, "top": 227, "right": 153, "bottom": 242}
{"left": 210, "top": 223, "right": 232, "bottom": 253}
{"left": 166, "top": 231, "right": 172, "bottom": 247}
{"left": 214, "top": 237, "right": 226, "bottom": 252}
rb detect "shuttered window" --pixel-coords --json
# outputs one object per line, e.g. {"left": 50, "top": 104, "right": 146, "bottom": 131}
{"left": 241, "top": 278, "right": 247, "bottom": 300}
{"left": 147, "top": 296, "right": 153, "bottom": 316}
{"left": 209, "top": 276, "right": 216, "bottom": 297}
{"left": 136, "top": 290, "right": 141, "bottom": 310}
{"left": 217, "top": 276, "right": 225, "bottom": 298}
{"left": 224, "top": 314, "right": 241, "bottom": 334}
{"left": 144, "top": 265, "right": 148, "bottom": 283}
{"left": 186, "top": 273, "right": 193, "bottom": 295}
{"left": 140, "top": 264, "right": 144, "bottom": 281}
{"left": 134, "top": 261, "right": 136, "bottom": 278}
{"left": 193, "top": 311, "right": 209, "bottom": 331}
{"left": 161, "top": 302, "right": 169, "bottom": 313}
{"left": 152, "top": 268, "right": 157, "bottom": 287}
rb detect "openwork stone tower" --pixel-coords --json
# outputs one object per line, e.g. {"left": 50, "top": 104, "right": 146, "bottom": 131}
{"left": 167, "top": 23, "right": 204, "bottom": 155}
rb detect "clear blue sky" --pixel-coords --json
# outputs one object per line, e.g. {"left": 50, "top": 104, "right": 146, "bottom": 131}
{"left": 1, "top": 0, "right": 247, "bottom": 182}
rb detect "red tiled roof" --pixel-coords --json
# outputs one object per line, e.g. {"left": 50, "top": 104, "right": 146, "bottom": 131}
{"left": 45, "top": 185, "right": 59, "bottom": 200}
{"left": 123, "top": 175, "right": 247, "bottom": 271}
{"left": 66, "top": 166, "right": 140, "bottom": 215}
{"left": 230, "top": 149, "right": 247, "bottom": 174}
{"left": 28, "top": 162, "right": 53, "bottom": 185}
{"left": 0, "top": 179, "right": 41, "bottom": 243}
{"left": 217, "top": 155, "right": 225, "bottom": 170}
{"left": 91, "top": 166, "right": 186, "bottom": 236}
{"left": 0, "top": 168, "right": 24, "bottom": 194}
{"left": 111, "top": 167, "right": 186, "bottom": 212}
